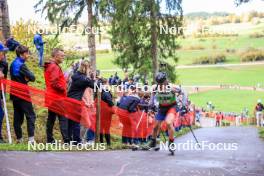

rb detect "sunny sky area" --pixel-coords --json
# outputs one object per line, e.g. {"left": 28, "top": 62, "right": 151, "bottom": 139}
{"left": 7, "top": 0, "right": 264, "bottom": 24}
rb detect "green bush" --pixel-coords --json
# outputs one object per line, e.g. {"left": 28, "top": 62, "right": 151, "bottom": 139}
{"left": 240, "top": 48, "right": 264, "bottom": 62}
{"left": 193, "top": 54, "right": 226, "bottom": 65}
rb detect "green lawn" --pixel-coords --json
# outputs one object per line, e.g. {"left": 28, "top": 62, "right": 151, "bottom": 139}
{"left": 189, "top": 89, "right": 263, "bottom": 114}
{"left": 62, "top": 22, "right": 264, "bottom": 68}
{"left": 177, "top": 65, "right": 264, "bottom": 86}
{"left": 95, "top": 36, "right": 264, "bottom": 68}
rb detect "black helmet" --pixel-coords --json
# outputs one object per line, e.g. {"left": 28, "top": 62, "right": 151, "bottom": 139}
{"left": 155, "top": 72, "right": 167, "bottom": 84}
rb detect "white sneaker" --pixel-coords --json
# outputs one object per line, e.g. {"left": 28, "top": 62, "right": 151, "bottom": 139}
{"left": 86, "top": 140, "right": 94, "bottom": 146}
{"left": 28, "top": 136, "right": 35, "bottom": 144}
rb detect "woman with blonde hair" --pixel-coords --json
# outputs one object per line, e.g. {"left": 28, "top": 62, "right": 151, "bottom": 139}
{"left": 67, "top": 60, "right": 95, "bottom": 144}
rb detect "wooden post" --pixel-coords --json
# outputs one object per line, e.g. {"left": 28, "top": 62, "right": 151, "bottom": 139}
{"left": 95, "top": 90, "right": 101, "bottom": 143}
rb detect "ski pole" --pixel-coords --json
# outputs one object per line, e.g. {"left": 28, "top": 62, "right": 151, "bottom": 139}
{"left": 181, "top": 115, "right": 200, "bottom": 148}
{"left": 1, "top": 82, "right": 12, "bottom": 144}
{"left": 136, "top": 110, "right": 145, "bottom": 130}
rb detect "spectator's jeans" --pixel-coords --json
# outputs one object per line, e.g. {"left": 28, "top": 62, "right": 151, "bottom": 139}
{"left": 13, "top": 99, "right": 36, "bottom": 139}
{"left": 37, "top": 47, "right": 44, "bottom": 67}
{"left": 86, "top": 129, "right": 95, "bottom": 142}
{"left": 0, "top": 101, "right": 4, "bottom": 139}
{"left": 68, "top": 120, "right": 81, "bottom": 144}
{"left": 46, "top": 110, "right": 69, "bottom": 143}
{"left": 216, "top": 120, "right": 220, "bottom": 127}
{"left": 256, "top": 111, "right": 263, "bottom": 127}
{"left": 80, "top": 126, "right": 87, "bottom": 142}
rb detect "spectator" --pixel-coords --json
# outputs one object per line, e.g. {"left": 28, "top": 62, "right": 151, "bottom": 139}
{"left": 67, "top": 60, "right": 95, "bottom": 144}
{"left": 112, "top": 72, "right": 119, "bottom": 85}
{"left": 195, "top": 108, "right": 201, "bottom": 123}
{"left": 44, "top": 48, "right": 69, "bottom": 143}
{"left": 99, "top": 78, "right": 114, "bottom": 146}
{"left": 5, "top": 36, "right": 20, "bottom": 52}
{"left": 255, "top": 99, "right": 264, "bottom": 127}
{"left": 0, "top": 43, "right": 8, "bottom": 143}
{"left": 82, "top": 87, "right": 95, "bottom": 144}
{"left": 33, "top": 32, "right": 45, "bottom": 67}
{"left": 125, "top": 78, "right": 134, "bottom": 89}
{"left": 118, "top": 87, "right": 140, "bottom": 145}
{"left": 138, "top": 93, "right": 150, "bottom": 112}
{"left": 215, "top": 112, "right": 222, "bottom": 127}
{"left": 10, "top": 45, "right": 36, "bottom": 143}
{"left": 108, "top": 75, "right": 113, "bottom": 85}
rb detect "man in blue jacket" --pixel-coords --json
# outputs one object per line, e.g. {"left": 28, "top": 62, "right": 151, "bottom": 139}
{"left": 0, "top": 43, "right": 8, "bottom": 143}
{"left": 10, "top": 45, "right": 36, "bottom": 143}
{"left": 33, "top": 33, "right": 45, "bottom": 67}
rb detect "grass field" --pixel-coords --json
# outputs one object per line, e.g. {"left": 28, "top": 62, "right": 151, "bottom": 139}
{"left": 67, "top": 22, "right": 264, "bottom": 67}
{"left": 189, "top": 89, "right": 263, "bottom": 114}
{"left": 95, "top": 34, "right": 264, "bottom": 68}
{"left": 177, "top": 65, "right": 264, "bottom": 86}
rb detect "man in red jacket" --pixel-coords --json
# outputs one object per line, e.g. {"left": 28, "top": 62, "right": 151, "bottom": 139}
{"left": 44, "top": 48, "right": 69, "bottom": 143}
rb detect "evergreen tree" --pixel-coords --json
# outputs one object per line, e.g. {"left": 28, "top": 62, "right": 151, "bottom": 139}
{"left": 35, "top": 0, "right": 100, "bottom": 72}
{"left": 101, "top": 0, "right": 183, "bottom": 82}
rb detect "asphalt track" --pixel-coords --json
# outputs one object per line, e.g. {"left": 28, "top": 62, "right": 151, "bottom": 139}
{"left": 0, "top": 127, "right": 264, "bottom": 176}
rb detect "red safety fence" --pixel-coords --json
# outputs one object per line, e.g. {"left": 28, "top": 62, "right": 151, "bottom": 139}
{"left": 0, "top": 79, "right": 191, "bottom": 138}
{"left": 203, "top": 111, "right": 254, "bottom": 125}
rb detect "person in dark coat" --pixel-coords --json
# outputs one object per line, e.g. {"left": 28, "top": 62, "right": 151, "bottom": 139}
{"left": 10, "top": 45, "right": 36, "bottom": 143}
{"left": 118, "top": 87, "right": 140, "bottom": 145}
{"left": 67, "top": 60, "right": 95, "bottom": 144}
{"left": 99, "top": 78, "right": 114, "bottom": 146}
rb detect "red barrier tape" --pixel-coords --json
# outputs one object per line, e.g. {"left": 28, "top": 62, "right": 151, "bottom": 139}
{"left": 1, "top": 79, "right": 188, "bottom": 139}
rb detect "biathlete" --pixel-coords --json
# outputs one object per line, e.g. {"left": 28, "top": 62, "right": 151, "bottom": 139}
{"left": 144, "top": 72, "right": 188, "bottom": 155}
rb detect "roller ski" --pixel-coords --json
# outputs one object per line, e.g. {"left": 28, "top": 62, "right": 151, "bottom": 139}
{"left": 168, "top": 139, "right": 176, "bottom": 156}
{"left": 132, "top": 138, "right": 160, "bottom": 151}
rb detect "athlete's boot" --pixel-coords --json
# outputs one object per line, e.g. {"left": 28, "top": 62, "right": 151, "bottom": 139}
{"left": 168, "top": 139, "right": 175, "bottom": 155}
{"left": 142, "top": 138, "right": 157, "bottom": 150}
